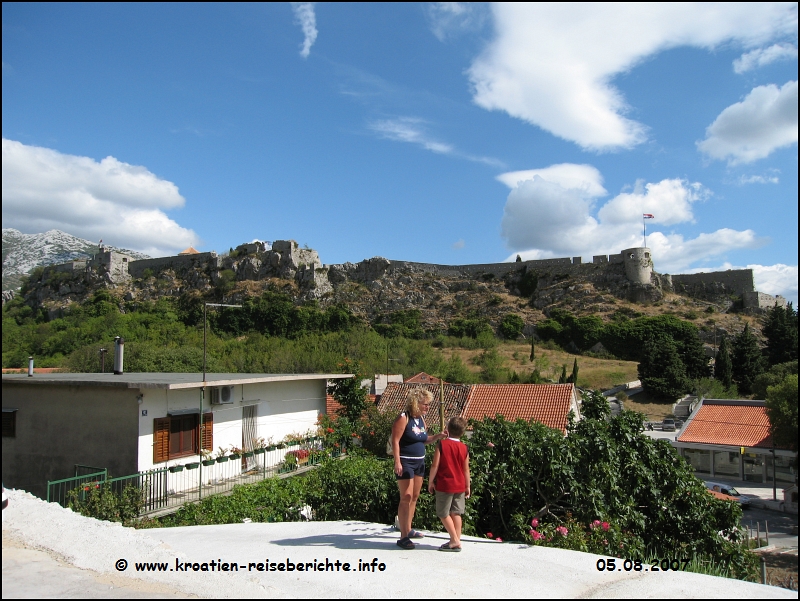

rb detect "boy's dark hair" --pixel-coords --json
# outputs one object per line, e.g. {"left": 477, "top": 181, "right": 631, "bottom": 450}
{"left": 447, "top": 416, "right": 467, "bottom": 438}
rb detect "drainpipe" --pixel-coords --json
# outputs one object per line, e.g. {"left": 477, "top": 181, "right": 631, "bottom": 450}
{"left": 113, "top": 337, "right": 125, "bottom": 375}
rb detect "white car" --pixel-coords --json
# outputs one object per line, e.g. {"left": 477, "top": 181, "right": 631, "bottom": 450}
{"left": 704, "top": 481, "right": 753, "bottom": 508}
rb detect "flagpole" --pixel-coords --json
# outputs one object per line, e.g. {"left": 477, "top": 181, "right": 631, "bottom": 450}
{"left": 643, "top": 215, "right": 646, "bottom": 247}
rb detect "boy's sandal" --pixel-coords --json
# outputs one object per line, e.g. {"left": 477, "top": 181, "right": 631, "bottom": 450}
{"left": 438, "top": 542, "right": 461, "bottom": 552}
{"left": 408, "top": 529, "right": 425, "bottom": 539}
{"left": 396, "top": 537, "right": 415, "bottom": 550}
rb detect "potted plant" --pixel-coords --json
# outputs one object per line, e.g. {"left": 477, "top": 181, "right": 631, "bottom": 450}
{"left": 280, "top": 453, "right": 298, "bottom": 473}
{"left": 201, "top": 449, "right": 216, "bottom": 466}
{"left": 215, "top": 447, "right": 230, "bottom": 463}
{"left": 229, "top": 445, "right": 243, "bottom": 460}
{"left": 169, "top": 464, "right": 184, "bottom": 473}
{"left": 185, "top": 461, "right": 200, "bottom": 470}
{"left": 253, "top": 438, "right": 267, "bottom": 455}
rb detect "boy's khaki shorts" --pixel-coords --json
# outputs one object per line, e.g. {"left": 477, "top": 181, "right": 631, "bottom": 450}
{"left": 435, "top": 491, "right": 465, "bottom": 518}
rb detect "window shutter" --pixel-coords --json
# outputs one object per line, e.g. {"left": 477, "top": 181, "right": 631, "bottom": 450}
{"left": 153, "top": 418, "right": 170, "bottom": 463}
{"left": 201, "top": 412, "right": 213, "bottom": 451}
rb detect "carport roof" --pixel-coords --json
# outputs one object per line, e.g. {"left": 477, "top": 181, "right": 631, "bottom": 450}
{"left": 1, "top": 372, "right": 350, "bottom": 390}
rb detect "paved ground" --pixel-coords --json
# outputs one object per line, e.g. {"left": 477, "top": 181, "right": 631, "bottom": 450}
{"left": 2, "top": 489, "right": 797, "bottom": 599}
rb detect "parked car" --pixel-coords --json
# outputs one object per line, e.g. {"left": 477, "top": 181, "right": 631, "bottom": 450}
{"left": 704, "top": 481, "right": 753, "bottom": 508}
{"left": 674, "top": 419, "right": 684, "bottom": 430}
{"left": 661, "top": 418, "right": 676, "bottom": 431}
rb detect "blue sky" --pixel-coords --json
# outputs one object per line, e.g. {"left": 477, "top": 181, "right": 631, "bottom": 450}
{"left": 2, "top": 3, "right": 798, "bottom": 301}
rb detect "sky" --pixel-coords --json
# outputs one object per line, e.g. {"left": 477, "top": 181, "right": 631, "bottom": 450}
{"left": 2, "top": 3, "right": 798, "bottom": 303}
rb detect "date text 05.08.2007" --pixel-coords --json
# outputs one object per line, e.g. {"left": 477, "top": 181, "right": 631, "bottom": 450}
{"left": 596, "top": 558, "right": 690, "bottom": 572}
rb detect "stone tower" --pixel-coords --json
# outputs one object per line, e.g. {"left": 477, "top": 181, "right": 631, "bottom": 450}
{"left": 622, "top": 247, "right": 653, "bottom": 285}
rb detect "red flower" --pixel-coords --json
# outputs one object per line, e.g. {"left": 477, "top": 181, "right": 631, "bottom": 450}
{"left": 486, "top": 532, "right": 494, "bottom": 539}
{"left": 495, "top": 537, "right": 503, "bottom": 542}
{"left": 487, "top": 442, "right": 495, "bottom": 448}
{"left": 531, "top": 518, "right": 539, "bottom": 528}
{"left": 326, "top": 428, "right": 334, "bottom": 434}
{"left": 601, "top": 521, "right": 610, "bottom": 532}
{"left": 591, "top": 520, "right": 601, "bottom": 529}
{"left": 556, "top": 526, "right": 568, "bottom": 537}
{"left": 530, "top": 530, "right": 543, "bottom": 541}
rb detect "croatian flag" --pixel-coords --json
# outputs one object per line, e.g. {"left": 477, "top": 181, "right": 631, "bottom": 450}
{"left": 643, "top": 214, "right": 654, "bottom": 219}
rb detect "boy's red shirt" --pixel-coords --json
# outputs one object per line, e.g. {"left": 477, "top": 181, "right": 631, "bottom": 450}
{"left": 434, "top": 438, "right": 468, "bottom": 493}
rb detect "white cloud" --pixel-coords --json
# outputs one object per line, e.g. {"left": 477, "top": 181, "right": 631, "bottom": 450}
{"left": 468, "top": 3, "right": 797, "bottom": 150}
{"left": 500, "top": 166, "right": 763, "bottom": 274}
{"left": 2, "top": 138, "right": 199, "bottom": 257}
{"left": 369, "top": 117, "right": 503, "bottom": 166}
{"left": 734, "top": 43, "right": 798, "bottom": 73}
{"left": 737, "top": 174, "right": 780, "bottom": 185}
{"left": 496, "top": 163, "right": 606, "bottom": 197}
{"left": 291, "top": 3, "right": 318, "bottom": 59}
{"left": 698, "top": 81, "right": 798, "bottom": 164}
{"left": 452, "top": 239, "right": 465, "bottom": 250}
{"left": 426, "top": 3, "right": 485, "bottom": 41}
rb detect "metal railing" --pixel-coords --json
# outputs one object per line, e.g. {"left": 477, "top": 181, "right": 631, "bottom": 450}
{"left": 46, "top": 437, "right": 333, "bottom": 517}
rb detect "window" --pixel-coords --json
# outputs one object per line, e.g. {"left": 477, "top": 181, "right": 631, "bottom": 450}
{"left": 153, "top": 412, "right": 213, "bottom": 463}
{"left": 2, "top": 409, "right": 17, "bottom": 437}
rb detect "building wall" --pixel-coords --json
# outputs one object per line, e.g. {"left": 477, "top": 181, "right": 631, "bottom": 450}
{"left": 137, "top": 379, "right": 327, "bottom": 472}
{"left": 1, "top": 383, "right": 139, "bottom": 499}
{"left": 742, "top": 291, "right": 786, "bottom": 310}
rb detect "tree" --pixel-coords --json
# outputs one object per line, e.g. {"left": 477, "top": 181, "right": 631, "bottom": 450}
{"left": 765, "top": 374, "right": 798, "bottom": 453}
{"left": 499, "top": 313, "right": 525, "bottom": 340}
{"left": 682, "top": 332, "right": 710, "bottom": 381}
{"left": 327, "top": 359, "right": 369, "bottom": 422}
{"left": 763, "top": 303, "right": 798, "bottom": 366}
{"left": 529, "top": 337, "right": 535, "bottom": 362}
{"left": 731, "top": 324, "right": 764, "bottom": 396}
{"left": 567, "top": 358, "right": 579, "bottom": 384}
{"left": 752, "top": 360, "right": 797, "bottom": 400}
{"left": 638, "top": 336, "right": 691, "bottom": 400}
{"left": 558, "top": 364, "right": 567, "bottom": 384}
{"left": 715, "top": 336, "right": 733, "bottom": 390}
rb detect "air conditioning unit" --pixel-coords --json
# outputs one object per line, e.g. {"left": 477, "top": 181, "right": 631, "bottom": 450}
{"left": 211, "top": 385, "right": 234, "bottom": 404}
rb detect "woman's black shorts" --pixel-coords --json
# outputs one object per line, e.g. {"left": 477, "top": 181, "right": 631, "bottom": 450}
{"left": 396, "top": 458, "right": 425, "bottom": 480}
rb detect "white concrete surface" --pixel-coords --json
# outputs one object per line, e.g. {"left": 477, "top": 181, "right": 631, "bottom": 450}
{"left": 2, "top": 489, "right": 795, "bottom": 599}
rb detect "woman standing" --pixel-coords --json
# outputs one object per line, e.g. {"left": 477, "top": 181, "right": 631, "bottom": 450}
{"left": 391, "top": 388, "right": 446, "bottom": 550}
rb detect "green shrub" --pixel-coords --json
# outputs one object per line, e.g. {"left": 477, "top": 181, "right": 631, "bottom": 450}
{"left": 499, "top": 313, "right": 524, "bottom": 340}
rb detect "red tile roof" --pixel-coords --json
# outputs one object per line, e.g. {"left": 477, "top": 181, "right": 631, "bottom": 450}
{"left": 406, "top": 372, "right": 441, "bottom": 384}
{"left": 465, "top": 384, "right": 577, "bottom": 433}
{"left": 376, "top": 382, "right": 471, "bottom": 427}
{"left": 326, "top": 394, "right": 376, "bottom": 416}
{"left": 677, "top": 400, "right": 774, "bottom": 448}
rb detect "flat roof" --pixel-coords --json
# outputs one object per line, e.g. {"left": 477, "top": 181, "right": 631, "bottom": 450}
{"left": 1, "top": 372, "right": 351, "bottom": 390}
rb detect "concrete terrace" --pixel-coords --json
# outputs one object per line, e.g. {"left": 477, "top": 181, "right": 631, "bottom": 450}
{"left": 2, "top": 489, "right": 795, "bottom": 599}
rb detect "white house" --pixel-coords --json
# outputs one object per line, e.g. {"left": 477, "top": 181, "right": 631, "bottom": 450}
{"left": 2, "top": 372, "right": 348, "bottom": 499}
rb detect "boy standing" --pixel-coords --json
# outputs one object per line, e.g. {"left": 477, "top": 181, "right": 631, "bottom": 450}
{"left": 428, "top": 417, "right": 470, "bottom": 552}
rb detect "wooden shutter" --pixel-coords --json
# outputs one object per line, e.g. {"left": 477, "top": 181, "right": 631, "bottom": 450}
{"left": 201, "top": 412, "right": 213, "bottom": 452}
{"left": 153, "top": 418, "right": 170, "bottom": 463}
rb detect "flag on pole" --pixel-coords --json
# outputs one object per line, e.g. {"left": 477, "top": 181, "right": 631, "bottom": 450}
{"left": 643, "top": 214, "right": 654, "bottom": 219}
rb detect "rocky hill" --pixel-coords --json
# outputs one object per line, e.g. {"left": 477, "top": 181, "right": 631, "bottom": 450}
{"left": 2, "top": 229, "right": 149, "bottom": 293}
{"left": 14, "top": 238, "right": 766, "bottom": 351}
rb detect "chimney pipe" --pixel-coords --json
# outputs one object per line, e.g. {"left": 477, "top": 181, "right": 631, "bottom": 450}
{"left": 113, "top": 337, "right": 125, "bottom": 375}
{"left": 28, "top": 356, "right": 34, "bottom": 377}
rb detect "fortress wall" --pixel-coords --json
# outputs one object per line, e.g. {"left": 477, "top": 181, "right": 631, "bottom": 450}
{"left": 47, "top": 260, "right": 87, "bottom": 274}
{"left": 388, "top": 257, "right": 575, "bottom": 278}
{"left": 128, "top": 252, "right": 219, "bottom": 278}
{"left": 670, "top": 270, "right": 754, "bottom": 295}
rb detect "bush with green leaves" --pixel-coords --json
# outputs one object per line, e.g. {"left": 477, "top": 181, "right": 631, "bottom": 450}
{"left": 499, "top": 313, "right": 525, "bottom": 340}
{"left": 66, "top": 482, "right": 144, "bottom": 524}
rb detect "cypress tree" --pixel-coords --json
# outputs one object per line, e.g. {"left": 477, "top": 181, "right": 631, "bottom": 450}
{"left": 530, "top": 337, "right": 535, "bottom": 362}
{"left": 568, "top": 358, "right": 579, "bottom": 384}
{"left": 763, "top": 303, "right": 798, "bottom": 366}
{"left": 731, "top": 323, "right": 764, "bottom": 396}
{"left": 638, "top": 336, "right": 691, "bottom": 400}
{"left": 559, "top": 365, "right": 567, "bottom": 384}
{"left": 715, "top": 336, "right": 733, "bottom": 390}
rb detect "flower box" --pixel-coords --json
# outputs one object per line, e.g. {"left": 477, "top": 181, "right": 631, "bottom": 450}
{"left": 243, "top": 451, "right": 254, "bottom": 458}
{"left": 184, "top": 462, "right": 200, "bottom": 470}
{"left": 216, "top": 456, "right": 229, "bottom": 463}
{"left": 229, "top": 453, "right": 241, "bottom": 460}
{"left": 202, "top": 459, "right": 216, "bottom": 466}
{"left": 267, "top": 445, "right": 276, "bottom": 452}
{"left": 169, "top": 465, "right": 184, "bottom": 473}
{"left": 253, "top": 449, "right": 265, "bottom": 455}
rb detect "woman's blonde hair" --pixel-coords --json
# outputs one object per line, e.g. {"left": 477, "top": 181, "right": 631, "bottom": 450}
{"left": 405, "top": 388, "right": 433, "bottom": 418}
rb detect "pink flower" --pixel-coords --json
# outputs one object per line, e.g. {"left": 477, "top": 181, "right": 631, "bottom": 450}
{"left": 487, "top": 442, "right": 495, "bottom": 448}
{"left": 601, "top": 522, "right": 610, "bottom": 532}
{"left": 591, "top": 520, "right": 601, "bottom": 528}
{"left": 556, "top": 526, "right": 568, "bottom": 537}
{"left": 530, "top": 530, "right": 543, "bottom": 541}
{"left": 495, "top": 537, "right": 503, "bottom": 542}
{"left": 531, "top": 518, "right": 539, "bottom": 528}
{"left": 602, "top": 539, "right": 608, "bottom": 546}
{"left": 486, "top": 532, "right": 494, "bottom": 539}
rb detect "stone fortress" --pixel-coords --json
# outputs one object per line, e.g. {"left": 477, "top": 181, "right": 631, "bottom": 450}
{"left": 36, "top": 239, "right": 785, "bottom": 312}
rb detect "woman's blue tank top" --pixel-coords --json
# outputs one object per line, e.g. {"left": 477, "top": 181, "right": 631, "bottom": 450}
{"left": 398, "top": 413, "right": 427, "bottom": 459}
